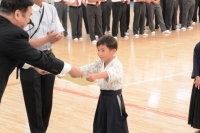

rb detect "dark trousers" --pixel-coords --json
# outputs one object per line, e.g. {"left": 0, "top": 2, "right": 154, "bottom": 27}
{"left": 86, "top": 5, "right": 103, "bottom": 41}
{"left": 54, "top": 2, "right": 68, "bottom": 36}
{"left": 147, "top": 2, "right": 167, "bottom": 32}
{"left": 20, "top": 53, "right": 55, "bottom": 133}
{"left": 112, "top": 2, "right": 126, "bottom": 37}
{"left": 192, "top": 0, "right": 200, "bottom": 22}
{"left": 160, "top": 0, "right": 165, "bottom": 18}
{"left": 145, "top": 2, "right": 149, "bottom": 26}
{"left": 181, "top": 0, "right": 195, "bottom": 27}
{"left": 164, "top": 0, "right": 178, "bottom": 30}
{"left": 82, "top": 4, "right": 89, "bottom": 34}
{"left": 69, "top": 6, "right": 83, "bottom": 39}
{"left": 106, "top": 0, "right": 112, "bottom": 31}
{"left": 126, "top": 4, "right": 130, "bottom": 31}
{"left": 179, "top": 0, "right": 183, "bottom": 24}
{"left": 133, "top": 2, "right": 146, "bottom": 35}
{"left": 101, "top": 2, "right": 108, "bottom": 34}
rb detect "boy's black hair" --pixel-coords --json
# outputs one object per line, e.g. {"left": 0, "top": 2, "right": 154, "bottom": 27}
{"left": 96, "top": 35, "right": 118, "bottom": 50}
{"left": 0, "top": 0, "right": 34, "bottom": 15}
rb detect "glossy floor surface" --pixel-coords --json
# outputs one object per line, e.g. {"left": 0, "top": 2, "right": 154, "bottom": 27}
{"left": 0, "top": 4, "right": 199, "bottom": 133}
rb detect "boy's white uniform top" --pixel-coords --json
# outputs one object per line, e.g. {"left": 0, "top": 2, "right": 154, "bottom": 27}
{"left": 79, "top": 56, "right": 124, "bottom": 90}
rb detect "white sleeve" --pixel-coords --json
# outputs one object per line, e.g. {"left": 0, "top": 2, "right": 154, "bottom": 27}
{"left": 79, "top": 60, "right": 100, "bottom": 76}
{"left": 105, "top": 63, "right": 124, "bottom": 82}
{"left": 60, "top": 62, "right": 72, "bottom": 74}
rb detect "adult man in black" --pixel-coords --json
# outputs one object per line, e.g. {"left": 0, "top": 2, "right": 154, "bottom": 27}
{"left": 0, "top": 0, "right": 82, "bottom": 102}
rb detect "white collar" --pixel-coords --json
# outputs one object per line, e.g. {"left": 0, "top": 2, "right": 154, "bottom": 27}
{"left": 32, "top": 3, "right": 44, "bottom": 12}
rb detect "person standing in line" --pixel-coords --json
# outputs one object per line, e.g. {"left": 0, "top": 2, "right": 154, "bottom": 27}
{"left": 54, "top": 0, "right": 68, "bottom": 37}
{"left": 65, "top": 0, "right": 86, "bottom": 40}
{"left": 86, "top": 0, "right": 104, "bottom": 43}
{"left": 81, "top": 3, "right": 89, "bottom": 34}
{"left": 133, "top": 0, "right": 150, "bottom": 37}
{"left": 100, "top": 0, "right": 108, "bottom": 35}
{"left": 146, "top": 0, "right": 171, "bottom": 34}
{"left": 164, "top": 0, "right": 179, "bottom": 31}
{"left": 111, "top": 0, "right": 130, "bottom": 39}
{"left": 180, "top": 0, "right": 195, "bottom": 30}
{"left": 79, "top": 35, "right": 129, "bottom": 133}
{"left": 192, "top": 0, "right": 200, "bottom": 24}
{"left": 125, "top": 2, "right": 130, "bottom": 32}
{"left": 18, "top": 0, "right": 77, "bottom": 132}
{"left": 106, "top": 0, "right": 112, "bottom": 32}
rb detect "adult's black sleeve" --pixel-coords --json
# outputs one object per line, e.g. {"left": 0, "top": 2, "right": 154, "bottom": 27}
{"left": 4, "top": 30, "right": 64, "bottom": 75}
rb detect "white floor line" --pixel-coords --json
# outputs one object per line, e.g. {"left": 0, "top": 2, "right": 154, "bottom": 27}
{"left": 122, "top": 71, "right": 191, "bottom": 87}
{"left": 55, "top": 71, "right": 192, "bottom": 88}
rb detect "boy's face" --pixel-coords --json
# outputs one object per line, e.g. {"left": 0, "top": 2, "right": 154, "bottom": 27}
{"left": 97, "top": 44, "right": 116, "bottom": 63}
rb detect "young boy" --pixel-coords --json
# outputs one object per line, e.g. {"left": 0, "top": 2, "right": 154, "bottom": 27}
{"left": 79, "top": 35, "right": 129, "bottom": 133}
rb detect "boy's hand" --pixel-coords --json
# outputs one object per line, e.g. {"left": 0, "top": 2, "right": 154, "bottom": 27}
{"left": 86, "top": 74, "right": 97, "bottom": 82}
{"left": 194, "top": 76, "right": 200, "bottom": 89}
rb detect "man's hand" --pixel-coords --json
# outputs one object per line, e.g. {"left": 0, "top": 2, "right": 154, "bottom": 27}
{"left": 68, "top": 66, "right": 83, "bottom": 78}
{"left": 86, "top": 74, "right": 97, "bottom": 82}
{"left": 35, "top": 68, "right": 50, "bottom": 75}
{"left": 194, "top": 76, "right": 200, "bottom": 89}
{"left": 47, "top": 30, "right": 61, "bottom": 44}
{"left": 50, "top": 34, "right": 63, "bottom": 44}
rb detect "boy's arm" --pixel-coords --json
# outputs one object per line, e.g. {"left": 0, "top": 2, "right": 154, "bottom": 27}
{"left": 86, "top": 62, "right": 123, "bottom": 82}
{"left": 79, "top": 61, "right": 99, "bottom": 76}
{"left": 86, "top": 72, "right": 108, "bottom": 82}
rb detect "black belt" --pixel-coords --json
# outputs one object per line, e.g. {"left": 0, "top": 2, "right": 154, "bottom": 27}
{"left": 42, "top": 49, "right": 52, "bottom": 54}
{"left": 69, "top": 6, "right": 81, "bottom": 8}
{"left": 100, "top": 89, "right": 122, "bottom": 96}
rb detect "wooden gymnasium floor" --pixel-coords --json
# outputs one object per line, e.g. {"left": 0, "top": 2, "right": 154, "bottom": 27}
{"left": 0, "top": 3, "right": 200, "bottom": 133}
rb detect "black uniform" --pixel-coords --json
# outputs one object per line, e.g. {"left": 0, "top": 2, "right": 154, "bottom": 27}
{"left": 93, "top": 89, "right": 129, "bottom": 133}
{"left": 0, "top": 16, "right": 64, "bottom": 102}
{"left": 188, "top": 42, "right": 200, "bottom": 129}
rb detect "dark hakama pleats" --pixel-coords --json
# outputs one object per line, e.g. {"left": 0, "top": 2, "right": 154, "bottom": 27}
{"left": 188, "top": 84, "right": 200, "bottom": 129}
{"left": 93, "top": 89, "right": 129, "bottom": 133}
